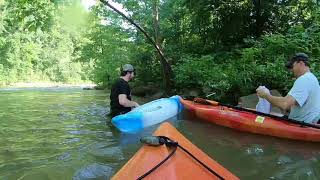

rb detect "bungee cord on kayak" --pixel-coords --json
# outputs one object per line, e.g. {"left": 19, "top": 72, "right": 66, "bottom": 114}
{"left": 138, "top": 136, "right": 225, "bottom": 180}
{"left": 112, "top": 123, "right": 239, "bottom": 179}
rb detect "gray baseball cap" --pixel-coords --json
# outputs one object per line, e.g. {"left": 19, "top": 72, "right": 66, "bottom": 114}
{"left": 122, "top": 64, "right": 134, "bottom": 72}
{"left": 285, "top": 53, "right": 309, "bottom": 69}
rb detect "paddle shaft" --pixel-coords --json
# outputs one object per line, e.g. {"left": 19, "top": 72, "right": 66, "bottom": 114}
{"left": 194, "top": 98, "right": 320, "bottom": 129}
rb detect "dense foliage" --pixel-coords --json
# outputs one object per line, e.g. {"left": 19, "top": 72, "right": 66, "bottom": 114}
{"left": 86, "top": 0, "right": 320, "bottom": 102}
{"left": 1, "top": 0, "right": 320, "bottom": 103}
{"left": 0, "top": 0, "right": 92, "bottom": 85}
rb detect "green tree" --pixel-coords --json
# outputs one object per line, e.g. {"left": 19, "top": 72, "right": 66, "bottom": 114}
{"left": 0, "top": 0, "right": 93, "bottom": 85}
{"left": 78, "top": 4, "right": 135, "bottom": 87}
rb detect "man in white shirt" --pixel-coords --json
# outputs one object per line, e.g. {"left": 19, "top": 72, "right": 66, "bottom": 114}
{"left": 256, "top": 53, "right": 320, "bottom": 124}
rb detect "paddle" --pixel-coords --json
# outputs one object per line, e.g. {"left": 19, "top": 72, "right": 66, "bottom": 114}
{"left": 184, "top": 97, "right": 320, "bottom": 129}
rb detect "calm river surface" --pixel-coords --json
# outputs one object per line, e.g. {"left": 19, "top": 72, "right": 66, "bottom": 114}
{"left": 0, "top": 88, "right": 319, "bottom": 180}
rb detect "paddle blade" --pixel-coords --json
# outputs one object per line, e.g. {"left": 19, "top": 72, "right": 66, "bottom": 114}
{"left": 206, "top": 99, "right": 219, "bottom": 106}
{"left": 194, "top": 98, "right": 219, "bottom": 106}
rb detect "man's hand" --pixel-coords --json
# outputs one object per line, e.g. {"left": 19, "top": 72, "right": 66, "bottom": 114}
{"left": 132, "top": 101, "right": 139, "bottom": 108}
{"left": 256, "top": 87, "right": 269, "bottom": 99}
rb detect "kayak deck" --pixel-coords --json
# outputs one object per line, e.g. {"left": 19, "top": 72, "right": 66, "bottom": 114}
{"left": 181, "top": 98, "right": 320, "bottom": 142}
{"left": 112, "top": 122, "right": 239, "bottom": 180}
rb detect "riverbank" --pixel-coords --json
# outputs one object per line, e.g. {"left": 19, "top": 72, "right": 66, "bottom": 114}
{"left": 1, "top": 82, "right": 97, "bottom": 89}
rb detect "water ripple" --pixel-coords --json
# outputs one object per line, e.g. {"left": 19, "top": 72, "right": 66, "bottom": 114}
{"left": 73, "top": 163, "right": 113, "bottom": 180}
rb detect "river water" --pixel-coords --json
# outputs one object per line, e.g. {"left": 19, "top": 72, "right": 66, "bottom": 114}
{"left": 0, "top": 88, "right": 319, "bottom": 180}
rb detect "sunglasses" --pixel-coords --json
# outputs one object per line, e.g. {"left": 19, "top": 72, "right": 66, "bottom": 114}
{"left": 285, "top": 63, "right": 293, "bottom": 69}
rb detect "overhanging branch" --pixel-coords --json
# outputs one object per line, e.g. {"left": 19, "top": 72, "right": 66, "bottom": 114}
{"left": 99, "top": 0, "right": 168, "bottom": 64}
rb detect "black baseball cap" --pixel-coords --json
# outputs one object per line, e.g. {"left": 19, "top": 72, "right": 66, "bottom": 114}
{"left": 285, "top": 53, "right": 309, "bottom": 69}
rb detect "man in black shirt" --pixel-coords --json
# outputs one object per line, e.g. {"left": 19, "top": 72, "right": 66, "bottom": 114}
{"left": 110, "top": 64, "right": 139, "bottom": 117}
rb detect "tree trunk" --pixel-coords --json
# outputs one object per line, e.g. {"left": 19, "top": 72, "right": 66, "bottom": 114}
{"left": 152, "top": 0, "right": 173, "bottom": 94}
{"left": 99, "top": 0, "right": 174, "bottom": 94}
{"left": 253, "top": 0, "right": 263, "bottom": 37}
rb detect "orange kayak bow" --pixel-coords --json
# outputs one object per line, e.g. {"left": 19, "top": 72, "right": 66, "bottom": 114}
{"left": 112, "top": 122, "right": 239, "bottom": 180}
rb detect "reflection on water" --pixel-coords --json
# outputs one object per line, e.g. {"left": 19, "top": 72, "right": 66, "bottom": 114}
{"left": 0, "top": 88, "right": 319, "bottom": 180}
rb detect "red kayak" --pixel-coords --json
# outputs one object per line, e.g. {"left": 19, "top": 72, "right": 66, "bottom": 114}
{"left": 181, "top": 98, "right": 320, "bottom": 142}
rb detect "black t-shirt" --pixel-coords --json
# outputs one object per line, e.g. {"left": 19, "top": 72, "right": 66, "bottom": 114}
{"left": 110, "top": 78, "right": 132, "bottom": 117}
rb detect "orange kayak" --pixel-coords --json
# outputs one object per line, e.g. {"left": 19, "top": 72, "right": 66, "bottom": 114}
{"left": 112, "top": 122, "right": 239, "bottom": 180}
{"left": 181, "top": 98, "right": 320, "bottom": 142}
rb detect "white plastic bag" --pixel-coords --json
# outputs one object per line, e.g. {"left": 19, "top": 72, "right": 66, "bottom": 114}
{"left": 256, "top": 86, "right": 271, "bottom": 114}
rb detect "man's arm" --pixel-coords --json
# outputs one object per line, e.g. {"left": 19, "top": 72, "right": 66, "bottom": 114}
{"left": 257, "top": 90, "right": 297, "bottom": 112}
{"left": 119, "top": 94, "right": 139, "bottom": 108}
{"left": 265, "top": 94, "right": 297, "bottom": 111}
